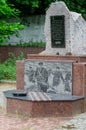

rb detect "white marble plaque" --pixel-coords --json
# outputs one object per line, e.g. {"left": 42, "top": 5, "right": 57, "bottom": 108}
{"left": 24, "top": 60, "right": 72, "bottom": 95}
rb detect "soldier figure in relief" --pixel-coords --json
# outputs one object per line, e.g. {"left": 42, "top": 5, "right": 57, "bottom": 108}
{"left": 35, "top": 62, "right": 49, "bottom": 92}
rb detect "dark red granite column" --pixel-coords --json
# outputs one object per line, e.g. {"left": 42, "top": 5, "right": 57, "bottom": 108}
{"left": 16, "top": 60, "right": 24, "bottom": 90}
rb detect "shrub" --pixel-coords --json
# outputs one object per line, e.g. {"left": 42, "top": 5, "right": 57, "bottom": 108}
{"left": 0, "top": 64, "right": 16, "bottom": 80}
{"left": 0, "top": 52, "right": 25, "bottom": 80}
{"left": 0, "top": 41, "right": 46, "bottom": 47}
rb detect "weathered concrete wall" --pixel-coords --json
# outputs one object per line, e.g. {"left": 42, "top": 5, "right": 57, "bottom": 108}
{"left": 7, "top": 15, "right": 45, "bottom": 45}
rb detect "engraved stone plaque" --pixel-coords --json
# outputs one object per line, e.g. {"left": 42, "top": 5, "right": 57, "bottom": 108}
{"left": 24, "top": 60, "right": 72, "bottom": 95}
{"left": 50, "top": 15, "right": 65, "bottom": 48}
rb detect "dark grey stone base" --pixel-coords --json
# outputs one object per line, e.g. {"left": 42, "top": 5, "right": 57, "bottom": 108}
{"left": 4, "top": 90, "right": 84, "bottom": 101}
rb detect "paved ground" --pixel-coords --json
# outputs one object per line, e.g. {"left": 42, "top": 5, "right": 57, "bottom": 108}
{"left": 0, "top": 82, "right": 86, "bottom": 130}
{"left": 57, "top": 112, "right": 86, "bottom": 130}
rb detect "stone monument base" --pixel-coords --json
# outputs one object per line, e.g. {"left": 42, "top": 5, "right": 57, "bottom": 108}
{"left": 4, "top": 54, "right": 86, "bottom": 117}
{"left": 4, "top": 90, "right": 84, "bottom": 117}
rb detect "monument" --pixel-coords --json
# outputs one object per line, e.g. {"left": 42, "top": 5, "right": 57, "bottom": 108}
{"left": 40, "top": 1, "right": 86, "bottom": 55}
{"left": 4, "top": 2, "right": 86, "bottom": 117}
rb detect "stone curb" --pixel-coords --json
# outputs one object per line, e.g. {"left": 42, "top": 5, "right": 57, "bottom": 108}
{"left": 0, "top": 80, "right": 16, "bottom": 83}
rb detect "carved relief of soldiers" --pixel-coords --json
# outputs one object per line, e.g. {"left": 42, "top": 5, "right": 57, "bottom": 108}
{"left": 35, "top": 62, "right": 49, "bottom": 92}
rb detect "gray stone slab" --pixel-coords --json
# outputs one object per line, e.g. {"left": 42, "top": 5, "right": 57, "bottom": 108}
{"left": 4, "top": 90, "right": 84, "bottom": 101}
{"left": 24, "top": 60, "right": 72, "bottom": 95}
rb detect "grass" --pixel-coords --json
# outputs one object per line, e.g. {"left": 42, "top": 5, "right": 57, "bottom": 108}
{"left": 0, "top": 52, "right": 25, "bottom": 81}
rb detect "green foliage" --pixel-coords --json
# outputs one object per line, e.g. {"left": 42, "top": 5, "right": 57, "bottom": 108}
{"left": 5, "top": 52, "right": 25, "bottom": 65}
{"left": 0, "top": 0, "right": 20, "bottom": 18}
{"left": 0, "top": 41, "right": 45, "bottom": 47}
{"left": 57, "top": 0, "right": 86, "bottom": 19}
{"left": 0, "top": 52, "right": 25, "bottom": 80}
{"left": 7, "top": 0, "right": 86, "bottom": 19}
{"left": 0, "top": 0, "right": 85, "bottom": 44}
{"left": 15, "top": 0, "right": 40, "bottom": 14}
{"left": 0, "top": 0, "right": 24, "bottom": 44}
{"left": 16, "top": 41, "right": 45, "bottom": 47}
{"left": 7, "top": 0, "right": 55, "bottom": 15}
{"left": 0, "top": 63, "right": 16, "bottom": 80}
{"left": 0, "top": 21, "right": 24, "bottom": 43}
{"left": 15, "top": 0, "right": 40, "bottom": 8}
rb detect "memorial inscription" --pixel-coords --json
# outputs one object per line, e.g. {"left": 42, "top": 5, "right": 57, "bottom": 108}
{"left": 51, "top": 15, "right": 65, "bottom": 48}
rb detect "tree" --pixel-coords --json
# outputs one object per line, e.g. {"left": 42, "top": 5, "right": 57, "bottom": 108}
{"left": 7, "top": 0, "right": 56, "bottom": 15}
{"left": 7, "top": 0, "right": 86, "bottom": 19}
{"left": 1, "top": 0, "right": 85, "bottom": 44}
{"left": 0, "top": 0, "right": 24, "bottom": 44}
{"left": 7, "top": 0, "right": 41, "bottom": 15}
{"left": 57, "top": 0, "right": 86, "bottom": 19}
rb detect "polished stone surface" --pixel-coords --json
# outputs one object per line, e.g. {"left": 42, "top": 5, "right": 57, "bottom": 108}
{"left": 24, "top": 60, "right": 72, "bottom": 95}
{"left": 4, "top": 90, "right": 84, "bottom": 101}
{"left": 13, "top": 90, "right": 27, "bottom": 96}
{"left": 51, "top": 15, "right": 65, "bottom": 48}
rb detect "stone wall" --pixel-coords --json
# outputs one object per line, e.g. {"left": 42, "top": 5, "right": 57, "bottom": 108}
{"left": 6, "top": 15, "right": 45, "bottom": 45}
{"left": 0, "top": 46, "right": 45, "bottom": 62}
